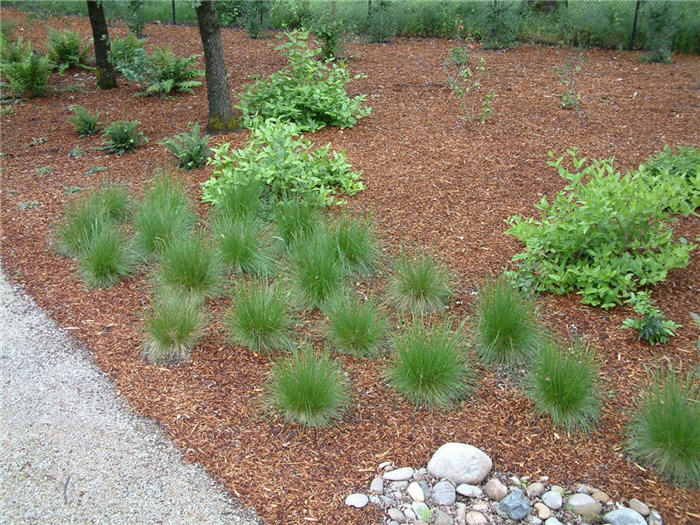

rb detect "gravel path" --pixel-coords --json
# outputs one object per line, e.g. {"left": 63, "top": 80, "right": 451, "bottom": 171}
{"left": 0, "top": 270, "right": 261, "bottom": 525}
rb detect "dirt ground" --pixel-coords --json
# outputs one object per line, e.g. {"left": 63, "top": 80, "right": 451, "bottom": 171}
{"left": 1, "top": 9, "right": 698, "bottom": 524}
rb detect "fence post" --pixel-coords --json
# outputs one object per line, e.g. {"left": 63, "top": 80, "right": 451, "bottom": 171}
{"left": 630, "top": 0, "right": 641, "bottom": 50}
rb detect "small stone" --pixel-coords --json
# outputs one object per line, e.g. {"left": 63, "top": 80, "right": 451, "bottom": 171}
{"left": 384, "top": 467, "right": 415, "bottom": 481}
{"left": 591, "top": 491, "right": 611, "bottom": 503}
{"left": 404, "top": 508, "right": 416, "bottom": 520}
{"left": 567, "top": 493, "right": 602, "bottom": 519}
{"left": 472, "top": 499, "right": 489, "bottom": 512}
{"left": 434, "top": 509, "right": 454, "bottom": 525}
{"left": 378, "top": 461, "right": 393, "bottom": 470}
{"left": 550, "top": 485, "right": 565, "bottom": 495}
{"left": 388, "top": 507, "right": 407, "bottom": 524}
{"left": 412, "top": 501, "right": 431, "bottom": 521}
{"left": 527, "top": 482, "right": 547, "bottom": 498}
{"left": 498, "top": 489, "right": 531, "bottom": 521}
{"left": 534, "top": 502, "right": 552, "bottom": 520}
{"left": 529, "top": 518, "right": 542, "bottom": 525}
{"left": 407, "top": 481, "right": 425, "bottom": 502}
{"left": 628, "top": 499, "right": 650, "bottom": 517}
{"left": 455, "top": 503, "right": 467, "bottom": 525}
{"left": 380, "top": 495, "right": 395, "bottom": 506}
{"left": 603, "top": 507, "right": 646, "bottom": 525}
{"left": 647, "top": 510, "right": 662, "bottom": 525}
{"left": 391, "top": 480, "right": 409, "bottom": 490}
{"left": 456, "top": 484, "right": 483, "bottom": 498}
{"left": 427, "top": 443, "right": 493, "bottom": 485}
{"left": 388, "top": 521, "right": 399, "bottom": 525}
{"left": 544, "top": 518, "right": 563, "bottom": 525}
{"left": 465, "top": 511, "right": 488, "bottom": 525}
{"left": 370, "top": 477, "right": 384, "bottom": 495}
{"left": 418, "top": 480, "right": 431, "bottom": 499}
{"left": 415, "top": 467, "right": 428, "bottom": 478}
{"left": 432, "top": 480, "right": 457, "bottom": 505}
{"left": 542, "top": 490, "right": 562, "bottom": 510}
{"left": 574, "top": 483, "right": 596, "bottom": 495}
{"left": 345, "top": 493, "right": 369, "bottom": 508}
{"left": 369, "top": 495, "right": 381, "bottom": 506}
{"left": 392, "top": 491, "right": 403, "bottom": 500}
{"left": 483, "top": 478, "right": 508, "bottom": 501}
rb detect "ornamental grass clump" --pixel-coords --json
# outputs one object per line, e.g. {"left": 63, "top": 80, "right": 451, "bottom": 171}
{"left": 291, "top": 229, "right": 345, "bottom": 309}
{"left": 67, "top": 105, "right": 101, "bottom": 137}
{"left": 625, "top": 368, "right": 699, "bottom": 487}
{"left": 328, "top": 212, "right": 379, "bottom": 276}
{"left": 323, "top": 294, "right": 387, "bottom": 358}
{"left": 212, "top": 179, "right": 265, "bottom": 221}
{"left": 387, "top": 320, "right": 473, "bottom": 409}
{"left": 225, "top": 280, "right": 293, "bottom": 353}
{"left": 274, "top": 198, "right": 320, "bottom": 246}
{"left": 387, "top": 250, "right": 453, "bottom": 314}
{"left": 154, "top": 231, "right": 224, "bottom": 301}
{"left": 473, "top": 276, "right": 541, "bottom": 368}
{"left": 142, "top": 294, "right": 207, "bottom": 364}
{"left": 268, "top": 346, "right": 350, "bottom": 427}
{"left": 525, "top": 339, "right": 600, "bottom": 433}
{"left": 212, "top": 215, "right": 273, "bottom": 275}
{"left": 76, "top": 220, "right": 136, "bottom": 289}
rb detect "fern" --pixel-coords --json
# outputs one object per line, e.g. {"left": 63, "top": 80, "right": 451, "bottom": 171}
{"left": 159, "top": 122, "right": 210, "bottom": 170}
{"left": 1, "top": 51, "right": 49, "bottom": 98}
{"left": 46, "top": 28, "right": 92, "bottom": 72}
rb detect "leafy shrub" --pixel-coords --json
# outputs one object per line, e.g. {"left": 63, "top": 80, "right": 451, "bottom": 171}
{"left": 273, "top": 198, "right": 320, "bottom": 246}
{"left": 0, "top": 35, "right": 32, "bottom": 64}
{"left": 142, "top": 294, "right": 207, "bottom": 364}
{"left": 1, "top": 50, "right": 49, "bottom": 98}
{"left": 109, "top": 32, "right": 149, "bottom": 81}
{"left": 526, "top": 339, "right": 600, "bottom": 433}
{"left": 323, "top": 294, "right": 386, "bottom": 358}
{"left": 506, "top": 149, "right": 697, "bottom": 309}
{"left": 621, "top": 291, "right": 682, "bottom": 345}
{"left": 133, "top": 171, "right": 195, "bottom": 257}
{"left": 443, "top": 45, "right": 490, "bottom": 123}
{"left": 77, "top": 219, "right": 136, "bottom": 288}
{"left": 138, "top": 44, "right": 203, "bottom": 97}
{"left": 212, "top": 215, "right": 273, "bottom": 275}
{"left": 640, "top": 145, "right": 699, "bottom": 208}
{"left": 328, "top": 212, "right": 379, "bottom": 275}
{"left": 625, "top": 368, "right": 699, "bottom": 487}
{"left": 553, "top": 53, "right": 584, "bottom": 110}
{"left": 387, "top": 250, "right": 453, "bottom": 314}
{"left": 67, "top": 105, "right": 101, "bottom": 137}
{"left": 387, "top": 320, "right": 473, "bottom": 408}
{"left": 225, "top": 280, "right": 292, "bottom": 353}
{"left": 366, "top": 0, "right": 395, "bottom": 43}
{"left": 46, "top": 27, "right": 91, "bottom": 72}
{"left": 159, "top": 122, "right": 210, "bottom": 170}
{"left": 268, "top": 346, "right": 350, "bottom": 427}
{"left": 312, "top": 16, "right": 351, "bottom": 60}
{"left": 237, "top": 30, "right": 371, "bottom": 131}
{"left": 482, "top": 1, "right": 518, "bottom": 50}
{"left": 154, "top": 231, "right": 224, "bottom": 301}
{"left": 473, "top": 276, "right": 541, "bottom": 368}
{"left": 98, "top": 120, "right": 147, "bottom": 155}
{"left": 203, "top": 118, "right": 363, "bottom": 206}
{"left": 291, "top": 229, "right": 345, "bottom": 309}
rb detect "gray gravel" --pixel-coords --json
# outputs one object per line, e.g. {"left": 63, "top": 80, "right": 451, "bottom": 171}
{"left": 0, "top": 271, "right": 261, "bottom": 525}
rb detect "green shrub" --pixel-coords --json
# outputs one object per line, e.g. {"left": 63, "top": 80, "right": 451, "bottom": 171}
{"left": 225, "top": 280, "right": 293, "bottom": 353}
{"left": 328, "top": 212, "right": 379, "bottom": 275}
{"left": 76, "top": 220, "right": 136, "bottom": 289}
{"left": 640, "top": 145, "right": 699, "bottom": 209}
{"left": 133, "top": 171, "right": 195, "bottom": 257}
{"left": 506, "top": 149, "right": 697, "bottom": 309}
{"left": 1, "top": 50, "right": 49, "bottom": 98}
{"left": 0, "top": 35, "right": 32, "bottom": 64}
{"left": 212, "top": 215, "right": 273, "bottom": 275}
{"left": 366, "top": 0, "right": 396, "bottom": 43}
{"left": 387, "top": 250, "right": 453, "bottom": 314}
{"left": 67, "top": 105, "right": 101, "bottom": 137}
{"left": 203, "top": 118, "right": 364, "bottom": 207}
{"left": 386, "top": 320, "right": 473, "bottom": 408}
{"left": 108, "top": 32, "right": 149, "bottom": 81}
{"left": 237, "top": 30, "right": 371, "bottom": 131}
{"left": 46, "top": 27, "right": 91, "bottom": 72}
{"left": 159, "top": 122, "right": 210, "bottom": 170}
{"left": 268, "top": 346, "right": 350, "bottom": 427}
{"left": 138, "top": 44, "right": 203, "bottom": 97}
{"left": 473, "top": 276, "right": 541, "bottom": 368}
{"left": 525, "top": 339, "right": 600, "bottom": 433}
{"left": 154, "top": 231, "right": 224, "bottom": 301}
{"left": 98, "top": 120, "right": 147, "bottom": 155}
{"left": 142, "top": 294, "right": 207, "bottom": 364}
{"left": 625, "top": 368, "right": 699, "bottom": 487}
{"left": 312, "top": 16, "right": 351, "bottom": 60}
{"left": 323, "top": 294, "right": 386, "bottom": 358}
{"left": 273, "top": 198, "right": 320, "bottom": 246}
{"left": 291, "top": 229, "right": 345, "bottom": 309}
{"left": 621, "top": 291, "right": 682, "bottom": 345}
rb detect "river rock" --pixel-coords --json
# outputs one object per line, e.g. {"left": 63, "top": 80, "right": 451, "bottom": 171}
{"left": 628, "top": 499, "right": 650, "bottom": 517}
{"left": 427, "top": 443, "right": 493, "bottom": 485}
{"left": 544, "top": 518, "right": 563, "bottom": 525}
{"left": 465, "top": 511, "right": 488, "bottom": 525}
{"left": 454, "top": 502, "right": 467, "bottom": 525}
{"left": 648, "top": 510, "right": 663, "bottom": 525}
{"left": 407, "top": 481, "right": 425, "bottom": 502}
{"left": 498, "top": 489, "right": 531, "bottom": 521}
{"left": 550, "top": 485, "right": 565, "bottom": 495}
{"left": 412, "top": 501, "right": 431, "bottom": 521}
{"left": 527, "top": 482, "right": 546, "bottom": 498}
{"left": 432, "top": 480, "right": 457, "bottom": 505}
{"left": 567, "top": 493, "right": 602, "bottom": 518}
{"left": 456, "top": 484, "right": 483, "bottom": 498}
{"left": 390, "top": 481, "right": 409, "bottom": 491}
{"left": 591, "top": 491, "right": 610, "bottom": 503}
{"left": 388, "top": 507, "right": 407, "bottom": 524}
{"left": 603, "top": 508, "right": 647, "bottom": 525}
{"left": 384, "top": 467, "right": 415, "bottom": 481}
{"left": 434, "top": 509, "right": 454, "bottom": 525}
{"left": 542, "top": 490, "right": 562, "bottom": 510}
{"left": 345, "top": 493, "right": 368, "bottom": 508}
{"left": 534, "top": 502, "right": 551, "bottom": 520}
{"left": 483, "top": 478, "right": 508, "bottom": 501}
{"left": 370, "top": 476, "right": 384, "bottom": 494}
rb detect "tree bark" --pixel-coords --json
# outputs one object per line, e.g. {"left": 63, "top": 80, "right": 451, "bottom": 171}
{"left": 86, "top": 0, "right": 117, "bottom": 90}
{"left": 195, "top": 0, "right": 237, "bottom": 133}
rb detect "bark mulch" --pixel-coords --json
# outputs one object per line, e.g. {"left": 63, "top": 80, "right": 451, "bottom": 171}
{"left": 1, "top": 9, "right": 698, "bottom": 525}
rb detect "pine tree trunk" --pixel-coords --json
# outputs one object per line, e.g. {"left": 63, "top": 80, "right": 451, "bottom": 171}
{"left": 86, "top": 0, "right": 117, "bottom": 90}
{"left": 195, "top": 0, "right": 237, "bottom": 133}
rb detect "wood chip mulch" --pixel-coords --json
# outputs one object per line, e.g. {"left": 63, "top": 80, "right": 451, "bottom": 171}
{"left": 1, "top": 9, "right": 698, "bottom": 525}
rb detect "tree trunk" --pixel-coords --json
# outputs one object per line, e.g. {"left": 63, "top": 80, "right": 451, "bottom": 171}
{"left": 86, "top": 0, "right": 117, "bottom": 90}
{"left": 195, "top": 0, "right": 237, "bottom": 133}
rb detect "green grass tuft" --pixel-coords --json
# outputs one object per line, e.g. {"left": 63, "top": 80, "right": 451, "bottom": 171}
{"left": 268, "top": 346, "right": 350, "bottom": 427}
{"left": 323, "top": 293, "right": 386, "bottom": 358}
{"left": 525, "top": 339, "right": 600, "bottom": 433}
{"left": 625, "top": 368, "right": 700, "bottom": 487}
{"left": 212, "top": 215, "right": 274, "bottom": 275}
{"left": 213, "top": 179, "right": 265, "bottom": 221}
{"left": 474, "top": 276, "right": 541, "bottom": 368}
{"left": 291, "top": 229, "right": 345, "bottom": 309}
{"left": 328, "top": 212, "right": 379, "bottom": 275}
{"left": 386, "top": 320, "right": 473, "bottom": 408}
{"left": 274, "top": 199, "right": 319, "bottom": 246}
{"left": 76, "top": 220, "right": 136, "bottom": 288}
{"left": 387, "top": 250, "right": 453, "bottom": 314}
{"left": 142, "top": 293, "right": 207, "bottom": 364}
